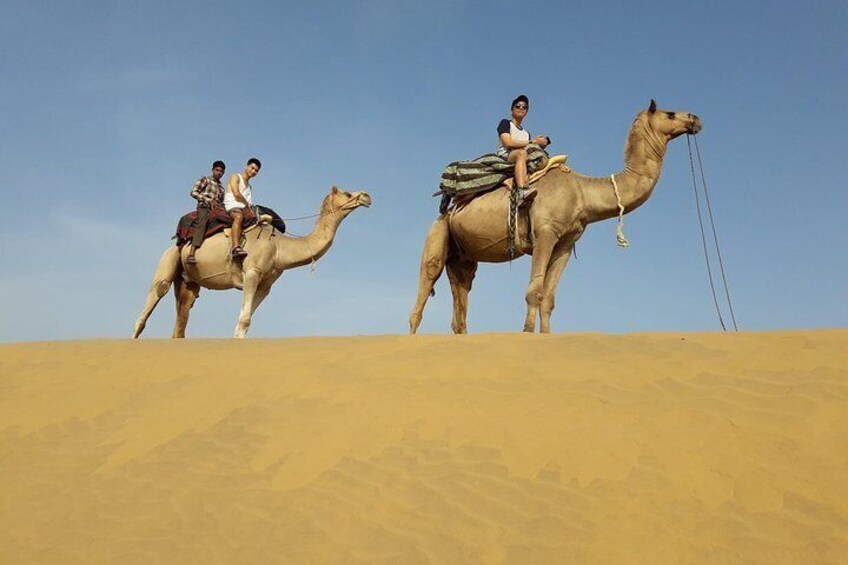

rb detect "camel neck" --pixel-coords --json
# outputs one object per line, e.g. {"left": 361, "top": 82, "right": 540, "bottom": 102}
{"left": 278, "top": 204, "right": 346, "bottom": 269}
{"left": 580, "top": 124, "right": 668, "bottom": 223}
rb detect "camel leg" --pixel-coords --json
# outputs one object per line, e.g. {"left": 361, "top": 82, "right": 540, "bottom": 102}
{"left": 234, "top": 269, "right": 262, "bottom": 338}
{"left": 250, "top": 285, "right": 272, "bottom": 316}
{"left": 172, "top": 279, "right": 201, "bottom": 338}
{"left": 446, "top": 257, "right": 478, "bottom": 334}
{"left": 133, "top": 246, "right": 181, "bottom": 338}
{"left": 538, "top": 242, "right": 574, "bottom": 334}
{"left": 523, "top": 228, "right": 559, "bottom": 333}
{"left": 409, "top": 217, "right": 450, "bottom": 334}
{"left": 244, "top": 281, "right": 274, "bottom": 326}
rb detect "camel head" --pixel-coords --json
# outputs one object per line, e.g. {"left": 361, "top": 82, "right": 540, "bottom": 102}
{"left": 320, "top": 185, "right": 372, "bottom": 217}
{"left": 643, "top": 99, "right": 702, "bottom": 141}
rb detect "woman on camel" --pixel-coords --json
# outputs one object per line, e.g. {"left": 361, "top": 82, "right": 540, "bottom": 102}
{"left": 497, "top": 94, "right": 550, "bottom": 206}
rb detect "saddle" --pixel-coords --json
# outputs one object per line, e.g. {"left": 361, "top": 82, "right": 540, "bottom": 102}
{"left": 451, "top": 155, "right": 570, "bottom": 211}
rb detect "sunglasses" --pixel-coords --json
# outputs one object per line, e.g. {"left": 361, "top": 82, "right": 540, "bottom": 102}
{"left": 513, "top": 104, "right": 528, "bottom": 110}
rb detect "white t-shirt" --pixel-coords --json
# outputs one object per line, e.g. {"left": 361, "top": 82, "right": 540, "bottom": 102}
{"left": 497, "top": 118, "right": 530, "bottom": 153}
{"left": 223, "top": 173, "right": 253, "bottom": 211}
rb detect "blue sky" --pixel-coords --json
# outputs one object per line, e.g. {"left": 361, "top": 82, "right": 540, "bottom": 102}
{"left": 1, "top": 0, "right": 845, "bottom": 341}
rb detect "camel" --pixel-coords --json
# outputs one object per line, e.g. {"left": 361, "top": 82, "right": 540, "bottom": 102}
{"left": 134, "top": 186, "right": 372, "bottom": 338}
{"left": 409, "top": 100, "right": 702, "bottom": 334}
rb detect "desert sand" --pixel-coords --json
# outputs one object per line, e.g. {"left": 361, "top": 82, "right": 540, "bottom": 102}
{"left": 1, "top": 330, "right": 847, "bottom": 563}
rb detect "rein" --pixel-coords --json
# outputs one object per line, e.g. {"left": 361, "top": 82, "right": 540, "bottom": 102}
{"left": 278, "top": 195, "right": 360, "bottom": 222}
{"left": 686, "top": 134, "right": 738, "bottom": 332}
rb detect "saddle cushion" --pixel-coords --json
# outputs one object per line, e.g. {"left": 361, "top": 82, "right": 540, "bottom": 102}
{"left": 174, "top": 207, "right": 234, "bottom": 248}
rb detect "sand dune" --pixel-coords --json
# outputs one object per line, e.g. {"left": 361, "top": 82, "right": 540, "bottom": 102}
{"left": 2, "top": 330, "right": 847, "bottom": 563}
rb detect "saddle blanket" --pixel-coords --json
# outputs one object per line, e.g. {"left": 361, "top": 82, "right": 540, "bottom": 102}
{"left": 436, "top": 144, "right": 551, "bottom": 197}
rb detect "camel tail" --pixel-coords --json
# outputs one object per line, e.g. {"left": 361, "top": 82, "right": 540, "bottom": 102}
{"left": 133, "top": 246, "right": 182, "bottom": 338}
{"left": 409, "top": 216, "right": 450, "bottom": 334}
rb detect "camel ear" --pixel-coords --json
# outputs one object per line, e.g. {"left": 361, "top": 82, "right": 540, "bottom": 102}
{"left": 648, "top": 99, "right": 657, "bottom": 114}
{"left": 331, "top": 185, "right": 339, "bottom": 194}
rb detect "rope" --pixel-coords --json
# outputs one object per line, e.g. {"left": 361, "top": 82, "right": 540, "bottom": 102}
{"left": 277, "top": 195, "right": 359, "bottom": 222}
{"left": 508, "top": 186, "right": 519, "bottom": 260}
{"left": 687, "top": 135, "right": 736, "bottom": 331}
{"left": 694, "top": 136, "right": 738, "bottom": 331}
{"left": 609, "top": 174, "right": 630, "bottom": 248}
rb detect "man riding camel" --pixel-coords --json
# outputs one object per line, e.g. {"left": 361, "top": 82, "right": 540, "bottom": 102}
{"left": 497, "top": 94, "right": 550, "bottom": 206}
{"left": 224, "top": 157, "right": 261, "bottom": 259}
{"left": 186, "top": 160, "right": 226, "bottom": 265}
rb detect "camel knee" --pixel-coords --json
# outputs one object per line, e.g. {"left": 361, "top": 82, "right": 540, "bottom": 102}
{"left": 425, "top": 256, "right": 444, "bottom": 280}
{"left": 155, "top": 279, "right": 171, "bottom": 298}
{"left": 525, "top": 289, "right": 543, "bottom": 307}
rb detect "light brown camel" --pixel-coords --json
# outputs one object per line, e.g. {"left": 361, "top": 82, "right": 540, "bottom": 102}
{"left": 409, "top": 100, "right": 702, "bottom": 334}
{"left": 134, "top": 186, "right": 372, "bottom": 338}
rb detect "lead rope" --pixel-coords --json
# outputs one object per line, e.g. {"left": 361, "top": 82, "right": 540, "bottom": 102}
{"left": 508, "top": 186, "right": 519, "bottom": 261}
{"left": 693, "top": 135, "right": 738, "bottom": 331}
{"left": 687, "top": 135, "right": 738, "bottom": 331}
{"left": 609, "top": 174, "right": 630, "bottom": 248}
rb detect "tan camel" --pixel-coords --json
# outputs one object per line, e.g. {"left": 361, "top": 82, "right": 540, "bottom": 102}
{"left": 134, "top": 186, "right": 372, "bottom": 338}
{"left": 409, "top": 100, "right": 702, "bottom": 334}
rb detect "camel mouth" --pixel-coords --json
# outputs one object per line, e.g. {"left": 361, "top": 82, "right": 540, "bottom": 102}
{"left": 358, "top": 193, "right": 373, "bottom": 208}
{"left": 689, "top": 117, "right": 703, "bottom": 135}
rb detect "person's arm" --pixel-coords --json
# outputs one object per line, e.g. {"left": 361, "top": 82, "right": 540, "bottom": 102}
{"left": 498, "top": 119, "right": 530, "bottom": 149}
{"left": 531, "top": 135, "right": 550, "bottom": 148}
{"left": 190, "top": 177, "right": 207, "bottom": 202}
{"left": 228, "top": 175, "right": 255, "bottom": 217}
{"left": 499, "top": 132, "right": 532, "bottom": 149}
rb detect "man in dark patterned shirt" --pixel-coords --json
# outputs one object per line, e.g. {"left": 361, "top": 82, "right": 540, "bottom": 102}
{"left": 186, "top": 160, "right": 226, "bottom": 264}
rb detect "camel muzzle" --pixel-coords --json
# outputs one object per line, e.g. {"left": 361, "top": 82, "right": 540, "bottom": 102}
{"left": 688, "top": 115, "right": 703, "bottom": 134}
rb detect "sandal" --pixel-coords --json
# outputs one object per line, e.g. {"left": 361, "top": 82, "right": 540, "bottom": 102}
{"left": 231, "top": 246, "right": 248, "bottom": 259}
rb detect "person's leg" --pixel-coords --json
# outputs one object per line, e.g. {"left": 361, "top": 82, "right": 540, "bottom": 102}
{"left": 508, "top": 148, "right": 528, "bottom": 187}
{"left": 508, "top": 149, "right": 535, "bottom": 206}
{"left": 188, "top": 206, "right": 211, "bottom": 262}
{"left": 229, "top": 209, "right": 247, "bottom": 257}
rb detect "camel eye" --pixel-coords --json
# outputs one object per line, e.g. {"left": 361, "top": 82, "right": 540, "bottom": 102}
{"left": 666, "top": 112, "right": 676, "bottom": 119}
{"left": 344, "top": 191, "right": 352, "bottom": 197}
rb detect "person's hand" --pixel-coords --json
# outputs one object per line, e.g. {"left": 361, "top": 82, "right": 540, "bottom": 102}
{"left": 534, "top": 135, "right": 549, "bottom": 148}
